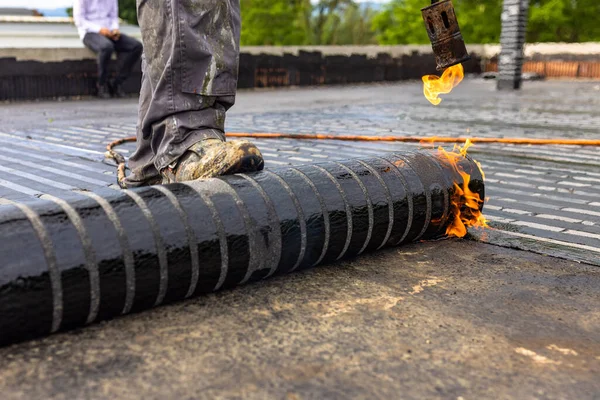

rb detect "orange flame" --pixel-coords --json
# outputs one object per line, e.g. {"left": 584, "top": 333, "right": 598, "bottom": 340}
{"left": 437, "top": 139, "right": 488, "bottom": 238}
{"left": 422, "top": 64, "right": 464, "bottom": 106}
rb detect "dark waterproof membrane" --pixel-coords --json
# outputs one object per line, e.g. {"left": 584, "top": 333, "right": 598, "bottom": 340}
{"left": 0, "top": 150, "right": 484, "bottom": 346}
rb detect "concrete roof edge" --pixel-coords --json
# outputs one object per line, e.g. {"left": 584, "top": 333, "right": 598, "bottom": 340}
{"left": 0, "top": 43, "right": 599, "bottom": 62}
{"left": 0, "top": 16, "right": 73, "bottom": 24}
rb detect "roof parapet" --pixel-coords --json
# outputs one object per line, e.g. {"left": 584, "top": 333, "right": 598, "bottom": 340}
{"left": 0, "top": 16, "right": 74, "bottom": 24}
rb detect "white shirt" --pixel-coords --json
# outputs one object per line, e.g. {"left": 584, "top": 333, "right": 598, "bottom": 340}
{"left": 73, "top": 0, "right": 120, "bottom": 40}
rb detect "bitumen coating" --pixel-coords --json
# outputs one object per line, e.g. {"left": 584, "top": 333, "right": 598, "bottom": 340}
{"left": 1, "top": 79, "right": 600, "bottom": 399}
{"left": 2, "top": 240, "right": 600, "bottom": 399}
{"left": 1, "top": 80, "right": 599, "bottom": 265}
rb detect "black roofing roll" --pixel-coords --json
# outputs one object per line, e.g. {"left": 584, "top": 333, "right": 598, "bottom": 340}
{"left": 0, "top": 150, "right": 484, "bottom": 346}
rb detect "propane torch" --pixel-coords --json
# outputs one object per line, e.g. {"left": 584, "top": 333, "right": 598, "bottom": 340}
{"left": 421, "top": 0, "right": 470, "bottom": 70}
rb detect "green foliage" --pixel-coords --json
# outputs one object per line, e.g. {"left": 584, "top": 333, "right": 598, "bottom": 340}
{"left": 372, "top": 0, "right": 600, "bottom": 45}
{"left": 371, "top": 0, "right": 503, "bottom": 44}
{"left": 240, "top": 0, "right": 377, "bottom": 45}
{"left": 118, "top": 0, "right": 138, "bottom": 25}
{"left": 334, "top": 3, "right": 378, "bottom": 44}
{"left": 67, "top": 0, "right": 137, "bottom": 24}
{"left": 528, "top": 0, "right": 600, "bottom": 42}
{"left": 371, "top": 0, "right": 429, "bottom": 44}
{"left": 71, "top": 0, "right": 600, "bottom": 45}
{"left": 99, "top": 0, "right": 377, "bottom": 45}
{"left": 454, "top": 0, "right": 503, "bottom": 44}
{"left": 240, "top": 0, "right": 307, "bottom": 45}
{"left": 308, "top": 0, "right": 365, "bottom": 44}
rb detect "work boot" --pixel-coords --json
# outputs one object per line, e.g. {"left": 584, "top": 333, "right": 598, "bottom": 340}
{"left": 97, "top": 83, "right": 111, "bottom": 100}
{"left": 161, "top": 138, "right": 264, "bottom": 184}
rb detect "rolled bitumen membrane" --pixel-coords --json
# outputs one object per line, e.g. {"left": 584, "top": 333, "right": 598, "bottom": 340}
{"left": 0, "top": 150, "right": 484, "bottom": 346}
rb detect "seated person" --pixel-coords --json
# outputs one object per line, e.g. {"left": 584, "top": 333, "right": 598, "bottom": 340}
{"left": 73, "top": 0, "right": 142, "bottom": 98}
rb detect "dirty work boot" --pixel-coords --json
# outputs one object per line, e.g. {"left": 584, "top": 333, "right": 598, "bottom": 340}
{"left": 161, "top": 138, "right": 264, "bottom": 184}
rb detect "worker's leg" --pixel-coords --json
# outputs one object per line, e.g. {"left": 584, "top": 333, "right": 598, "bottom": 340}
{"left": 111, "top": 33, "right": 143, "bottom": 90}
{"left": 121, "top": 50, "right": 237, "bottom": 187}
{"left": 124, "top": 0, "right": 261, "bottom": 187}
{"left": 120, "top": 53, "right": 162, "bottom": 187}
{"left": 82, "top": 32, "right": 114, "bottom": 97}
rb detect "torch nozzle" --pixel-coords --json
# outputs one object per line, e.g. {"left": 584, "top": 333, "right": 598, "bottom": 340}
{"left": 422, "top": 0, "right": 470, "bottom": 71}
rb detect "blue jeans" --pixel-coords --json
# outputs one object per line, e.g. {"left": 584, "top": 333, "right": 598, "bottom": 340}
{"left": 124, "top": 0, "right": 241, "bottom": 187}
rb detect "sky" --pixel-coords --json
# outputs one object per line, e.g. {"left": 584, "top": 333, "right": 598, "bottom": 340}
{"left": 0, "top": 0, "right": 72, "bottom": 7}
{"left": 1, "top": 0, "right": 386, "bottom": 8}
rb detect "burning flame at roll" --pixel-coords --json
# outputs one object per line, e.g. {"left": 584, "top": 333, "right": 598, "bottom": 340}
{"left": 437, "top": 139, "right": 488, "bottom": 238}
{"left": 422, "top": 64, "right": 464, "bottom": 106}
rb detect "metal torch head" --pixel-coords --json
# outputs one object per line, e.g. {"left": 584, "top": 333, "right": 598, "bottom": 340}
{"left": 422, "top": 0, "right": 470, "bottom": 71}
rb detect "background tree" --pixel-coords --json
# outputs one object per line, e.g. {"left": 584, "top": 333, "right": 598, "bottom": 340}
{"left": 66, "top": 0, "right": 137, "bottom": 24}
{"left": 528, "top": 0, "right": 600, "bottom": 42}
{"left": 335, "top": 3, "right": 378, "bottom": 44}
{"left": 371, "top": 0, "right": 429, "bottom": 44}
{"left": 117, "top": 0, "right": 138, "bottom": 25}
{"left": 240, "top": 0, "right": 377, "bottom": 45}
{"left": 311, "top": 0, "right": 378, "bottom": 44}
{"left": 240, "top": 0, "right": 307, "bottom": 45}
{"left": 69, "top": 0, "right": 600, "bottom": 45}
{"left": 454, "top": 0, "right": 503, "bottom": 44}
{"left": 372, "top": 0, "right": 600, "bottom": 45}
{"left": 371, "top": 0, "right": 502, "bottom": 44}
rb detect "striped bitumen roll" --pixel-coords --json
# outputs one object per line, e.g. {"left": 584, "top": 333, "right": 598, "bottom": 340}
{"left": 0, "top": 150, "right": 484, "bottom": 346}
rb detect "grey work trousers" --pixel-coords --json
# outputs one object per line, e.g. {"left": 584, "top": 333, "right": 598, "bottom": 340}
{"left": 124, "top": 0, "right": 241, "bottom": 187}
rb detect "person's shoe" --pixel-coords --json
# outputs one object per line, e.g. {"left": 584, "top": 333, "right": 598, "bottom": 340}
{"left": 161, "top": 138, "right": 264, "bottom": 184}
{"left": 97, "top": 84, "right": 111, "bottom": 99}
{"left": 110, "top": 82, "right": 127, "bottom": 98}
